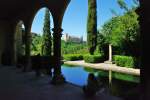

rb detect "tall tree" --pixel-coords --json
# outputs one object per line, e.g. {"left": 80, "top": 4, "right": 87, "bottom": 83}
{"left": 87, "top": 0, "right": 97, "bottom": 55}
{"left": 41, "top": 8, "right": 52, "bottom": 56}
{"left": 133, "top": 0, "right": 139, "bottom": 6}
{"left": 117, "top": 0, "right": 128, "bottom": 11}
{"left": 110, "top": 8, "right": 119, "bottom": 17}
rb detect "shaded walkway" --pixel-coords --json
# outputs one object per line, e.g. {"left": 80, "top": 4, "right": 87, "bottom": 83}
{"left": 0, "top": 66, "right": 122, "bottom": 100}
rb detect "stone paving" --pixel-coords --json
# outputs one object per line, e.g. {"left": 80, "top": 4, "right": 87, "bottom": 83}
{"left": 0, "top": 66, "right": 122, "bottom": 100}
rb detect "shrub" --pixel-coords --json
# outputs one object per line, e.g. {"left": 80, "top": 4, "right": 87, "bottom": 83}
{"left": 133, "top": 57, "right": 140, "bottom": 68}
{"left": 84, "top": 54, "right": 104, "bottom": 63}
{"left": 113, "top": 55, "right": 134, "bottom": 68}
{"left": 63, "top": 54, "right": 83, "bottom": 61}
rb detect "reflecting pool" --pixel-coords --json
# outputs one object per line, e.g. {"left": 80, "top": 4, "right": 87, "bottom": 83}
{"left": 61, "top": 64, "right": 140, "bottom": 99}
{"left": 62, "top": 65, "right": 89, "bottom": 86}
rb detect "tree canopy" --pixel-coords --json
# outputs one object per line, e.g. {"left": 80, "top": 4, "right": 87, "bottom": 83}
{"left": 98, "top": 0, "right": 140, "bottom": 57}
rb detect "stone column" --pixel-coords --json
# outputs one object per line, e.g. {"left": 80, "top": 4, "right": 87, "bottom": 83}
{"left": 0, "top": 21, "right": 16, "bottom": 66}
{"left": 8, "top": 29, "right": 16, "bottom": 66}
{"left": 23, "top": 27, "right": 31, "bottom": 72}
{"left": 51, "top": 28, "right": 65, "bottom": 85}
{"left": 109, "top": 44, "right": 112, "bottom": 62}
{"left": 137, "top": 1, "right": 150, "bottom": 99}
{"left": 104, "top": 44, "right": 112, "bottom": 64}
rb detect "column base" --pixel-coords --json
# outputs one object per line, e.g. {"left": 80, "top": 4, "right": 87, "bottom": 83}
{"left": 22, "top": 63, "right": 32, "bottom": 72}
{"left": 104, "top": 60, "right": 113, "bottom": 64}
{"left": 51, "top": 74, "right": 66, "bottom": 85}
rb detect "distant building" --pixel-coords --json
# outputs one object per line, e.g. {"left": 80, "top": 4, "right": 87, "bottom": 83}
{"left": 63, "top": 33, "right": 83, "bottom": 43}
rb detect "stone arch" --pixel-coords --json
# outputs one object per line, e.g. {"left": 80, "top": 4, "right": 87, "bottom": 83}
{"left": 0, "top": 20, "right": 18, "bottom": 66}
{"left": 30, "top": 6, "right": 53, "bottom": 30}
{"left": 18, "top": 5, "right": 55, "bottom": 71}
{"left": 30, "top": 7, "right": 53, "bottom": 55}
{"left": 11, "top": 0, "right": 71, "bottom": 83}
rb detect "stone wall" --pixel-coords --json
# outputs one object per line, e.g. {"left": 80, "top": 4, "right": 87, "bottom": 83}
{"left": 0, "top": 21, "right": 7, "bottom": 65}
{"left": 0, "top": 29, "right": 4, "bottom": 65}
{"left": 0, "top": 20, "right": 15, "bottom": 65}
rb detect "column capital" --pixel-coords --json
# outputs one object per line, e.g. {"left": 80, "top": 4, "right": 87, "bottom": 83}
{"left": 52, "top": 28, "right": 63, "bottom": 34}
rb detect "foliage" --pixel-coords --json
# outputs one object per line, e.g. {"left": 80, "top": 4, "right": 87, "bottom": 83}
{"left": 110, "top": 8, "right": 119, "bottom": 17}
{"left": 117, "top": 0, "right": 128, "bottom": 11}
{"left": 112, "top": 72, "right": 140, "bottom": 83}
{"left": 31, "top": 35, "right": 88, "bottom": 56}
{"left": 97, "top": 0, "right": 140, "bottom": 63}
{"left": 84, "top": 67, "right": 98, "bottom": 73}
{"left": 113, "top": 55, "right": 135, "bottom": 68}
{"left": 31, "top": 33, "right": 42, "bottom": 55}
{"left": 84, "top": 54, "right": 104, "bottom": 63}
{"left": 87, "top": 0, "right": 97, "bottom": 55}
{"left": 132, "top": 0, "right": 139, "bottom": 6}
{"left": 97, "top": 31, "right": 109, "bottom": 60}
{"left": 63, "top": 54, "right": 83, "bottom": 61}
{"left": 97, "top": 70, "right": 139, "bottom": 83}
{"left": 61, "top": 40, "right": 88, "bottom": 55}
{"left": 98, "top": 7, "right": 140, "bottom": 57}
{"left": 41, "top": 8, "right": 52, "bottom": 56}
{"left": 94, "top": 46, "right": 102, "bottom": 55}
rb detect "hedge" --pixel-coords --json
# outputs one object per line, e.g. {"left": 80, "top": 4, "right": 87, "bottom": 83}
{"left": 113, "top": 55, "right": 135, "bottom": 68}
{"left": 97, "top": 70, "right": 139, "bottom": 83}
{"left": 84, "top": 54, "right": 104, "bottom": 63}
{"left": 63, "top": 54, "right": 83, "bottom": 61}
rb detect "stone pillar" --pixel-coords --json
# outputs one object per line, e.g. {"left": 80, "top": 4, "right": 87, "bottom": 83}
{"left": 51, "top": 28, "right": 65, "bottom": 85}
{"left": 0, "top": 20, "right": 16, "bottom": 66}
{"left": 104, "top": 44, "right": 112, "bottom": 64}
{"left": 7, "top": 29, "right": 16, "bottom": 65}
{"left": 109, "top": 44, "right": 112, "bottom": 62}
{"left": 137, "top": 1, "right": 150, "bottom": 99}
{"left": 23, "top": 27, "right": 31, "bottom": 72}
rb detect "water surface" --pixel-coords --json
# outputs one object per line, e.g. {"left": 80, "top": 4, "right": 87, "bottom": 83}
{"left": 62, "top": 65, "right": 89, "bottom": 86}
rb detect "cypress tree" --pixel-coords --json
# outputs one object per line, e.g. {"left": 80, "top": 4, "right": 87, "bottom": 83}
{"left": 41, "top": 8, "right": 52, "bottom": 56}
{"left": 87, "top": 0, "right": 97, "bottom": 55}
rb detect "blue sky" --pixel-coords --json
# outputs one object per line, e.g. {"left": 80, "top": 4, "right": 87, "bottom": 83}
{"left": 31, "top": 0, "right": 134, "bottom": 40}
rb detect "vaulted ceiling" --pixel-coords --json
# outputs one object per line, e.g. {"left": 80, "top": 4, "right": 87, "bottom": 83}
{"left": 0, "top": 0, "right": 70, "bottom": 21}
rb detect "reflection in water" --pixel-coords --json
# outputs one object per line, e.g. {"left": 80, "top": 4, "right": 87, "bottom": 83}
{"left": 61, "top": 65, "right": 140, "bottom": 99}
{"left": 62, "top": 65, "right": 89, "bottom": 86}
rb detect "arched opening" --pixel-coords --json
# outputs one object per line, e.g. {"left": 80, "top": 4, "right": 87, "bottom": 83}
{"left": 31, "top": 7, "right": 53, "bottom": 56}
{"left": 29, "top": 7, "right": 54, "bottom": 76}
{"left": 61, "top": 0, "right": 140, "bottom": 99}
{"left": 61, "top": 0, "right": 89, "bottom": 56}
